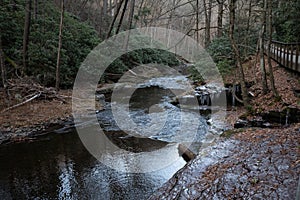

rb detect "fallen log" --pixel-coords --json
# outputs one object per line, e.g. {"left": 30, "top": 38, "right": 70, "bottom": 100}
{"left": 178, "top": 144, "right": 196, "bottom": 162}
{"left": 1, "top": 92, "right": 41, "bottom": 113}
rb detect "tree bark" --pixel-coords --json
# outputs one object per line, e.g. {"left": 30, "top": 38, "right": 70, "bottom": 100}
{"left": 22, "top": 0, "right": 32, "bottom": 75}
{"left": 196, "top": 0, "right": 199, "bottom": 42}
{"left": 123, "top": 0, "right": 135, "bottom": 50}
{"left": 109, "top": 0, "right": 113, "bottom": 16}
{"left": 203, "top": 0, "right": 212, "bottom": 48}
{"left": 229, "top": 0, "right": 249, "bottom": 107}
{"left": 217, "top": 0, "right": 224, "bottom": 37}
{"left": 100, "top": 0, "right": 108, "bottom": 37}
{"left": 266, "top": 0, "right": 278, "bottom": 97}
{"left": 116, "top": 0, "right": 129, "bottom": 35}
{"left": 243, "top": 0, "right": 252, "bottom": 56}
{"left": 259, "top": 0, "right": 268, "bottom": 94}
{"left": 107, "top": 0, "right": 125, "bottom": 39}
{"left": 128, "top": 0, "right": 135, "bottom": 29}
{"left": 56, "top": 0, "right": 64, "bottom": 90}
{"left": 0, "top": 36, "right": 6, "bottom": 89}
{"left": 0, "top": 35, "right": 10, "bottom": 105}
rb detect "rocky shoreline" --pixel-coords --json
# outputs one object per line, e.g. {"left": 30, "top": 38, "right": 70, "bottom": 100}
{"left": 149, "top": 124, "right": 300, "bottom": 199}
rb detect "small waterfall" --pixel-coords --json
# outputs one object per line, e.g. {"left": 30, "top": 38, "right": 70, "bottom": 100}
{"left": 200, "top": 95, "right": 205, "bottom": 105}
{"left": 232, "top": 85, "right": 236, "bottom": 107}
{"left": 210, "top": 94, "right": 214, "bottom": 105}
{"left": 207, "top": 95, "right": 211, "bottom": 106}
{"left": 285, "top": 109, "right": 289, "bottom": 126}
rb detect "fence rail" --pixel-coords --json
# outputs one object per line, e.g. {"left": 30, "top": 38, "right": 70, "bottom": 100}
{"left": 265, "top": 40, "right": 300, "bottom": 73}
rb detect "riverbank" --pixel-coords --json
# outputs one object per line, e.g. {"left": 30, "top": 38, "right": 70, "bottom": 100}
{"left": 0, "top": 81, "right": 73, "bottom": 144}
{"left": 149, "top": 123, "right": 300, "bottom": 199}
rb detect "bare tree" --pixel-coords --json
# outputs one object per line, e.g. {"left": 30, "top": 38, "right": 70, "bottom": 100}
{"left": 128, "top": 0, "right": 136, "bottom": 29}
{"left": 203, "top": 0, "right": 211, "bottom": 47}
{"left": 266, "top": 0, "right": 278, "bottom": 97}
{"left": 0, "top": 35, "right": 10, "bottom": 105}
{"left": 217, "top": 0, "right": 224, "bottom": 37}
{"left": 229, "top": 0, "right": 249, "bottom": 107}
{"left": 116, "top": 0, "right": 129, "bottom": 35}
{"left": 123, "top": 0, "right": 136, "bottom": 50}
{"left": 258, "top": 0, "right": 268, "bottom": 94}
{"left": 22, "top": 0, "right": 32, "bottom": 75}
{"left": 196, "top": 0, "right": 199, "bottom": 42}
{"left": 0, "top": 36, "right": 6, "bottom": 89}
{"left": 107, "top": 0, "right": 125, "bottom": 38}
{"left": 56, "top": 0, "right": 64, "bottom": 90}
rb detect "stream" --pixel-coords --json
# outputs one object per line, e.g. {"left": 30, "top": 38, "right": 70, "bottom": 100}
{"left": 0, "top": 76, "right": 227, "bottom": 199}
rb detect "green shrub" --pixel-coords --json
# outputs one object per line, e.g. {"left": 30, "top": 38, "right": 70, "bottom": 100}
{"left": 1, "top": 0, "right": 100, "bottom": 88}
{"left": 207, "top": 36, "right": 235, "bottom": 77}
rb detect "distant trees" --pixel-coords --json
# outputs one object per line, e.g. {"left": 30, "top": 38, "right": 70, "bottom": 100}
{"left": 273, "top": 0, "right": 300, "bottom": 43}
{"left": 0, "top": 0, "right": 298, "bottom": 95}
{"left": 0, "top": 0, "right": 100, "bottom": 87}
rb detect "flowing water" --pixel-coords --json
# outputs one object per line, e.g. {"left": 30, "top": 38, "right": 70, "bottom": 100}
{"left": 0, "top": 77, "right": 223, "bottom": 199}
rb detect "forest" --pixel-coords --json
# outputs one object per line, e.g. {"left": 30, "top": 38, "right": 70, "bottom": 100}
{"left": 0, "top": 0, "right": 300, "bottom": 199}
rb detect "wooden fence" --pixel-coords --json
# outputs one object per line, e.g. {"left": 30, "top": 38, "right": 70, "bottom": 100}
{"left": 265, "top": 40, "right": 300, "bottom": 73}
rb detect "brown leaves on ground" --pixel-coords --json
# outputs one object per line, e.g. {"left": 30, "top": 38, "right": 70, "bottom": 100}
{"left": 233, "top": 123, "right": 300, "bottom": 144}
{"left": 224, "top": 56, "right": 300, "bottom": 124}
{"left": 0, "top": 78, "right": 72, "bottom": 131}
{"left": 243, "top": 56, "right": 300, "bottom": 112}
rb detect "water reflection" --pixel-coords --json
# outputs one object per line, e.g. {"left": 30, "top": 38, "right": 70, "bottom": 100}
{"left": 57, "top": 155, "right": 76, "bottom": 200}
{"left": 0, "top": 131, "right": 186, "bottom": 199}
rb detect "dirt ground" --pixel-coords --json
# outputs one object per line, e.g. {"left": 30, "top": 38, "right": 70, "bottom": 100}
{"left": 0, "top": 89, "right": 72, "bottom": 132}
{"left": 224, "top": 56, "right": 300, "bottom": 126}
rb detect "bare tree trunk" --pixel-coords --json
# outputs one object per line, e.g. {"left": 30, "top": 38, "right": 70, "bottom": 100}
{"left": 196, "top": 0, "right": 199, "bottom": 42}
{"left": 116, "top": 0, "right": 129, "bottom": 35}
{"left": 22, "top": 0, "right": 32, "bottom": 75}
{"left": 229, "top": 0, "right": 249, "bottom": 107}
{"left": 0, "top": 35, "right": 10, "bottom": 105}
{"left": 244, "top": 0, "right": 252, "bottom": 56}
{"left": 107, "top": 0, "right": 124, "bottom": 39}
{"left": 56, "top": 0, "right": 64, "bottom": 90}
{"left": 101, "top": 0, "right": 108, "bottom": 37}
{"left": 266, "top": 0, "right": 278, "bottom": 97}
{"left": 203, "top": 0, "right": 212, "bottom": 48}
{"left": 109, "top": 0, "right": 113, "bottom": 16}
{"left": 128, "top": 0, "right": 135, "bottom": 29}
{"left": 259, "top": 0, "right": 268, "bottom": 94}
{"left": 0, "top": 36, "right": 6, "bottom": 89}
{"left": 217, "top": 0, "right": 224, "bottom": 37}
{"left": 103, "top": 0, "right": 108, "bottom": 15}
{"left": 123, "top": 0, "right": 135, "bottom": 50}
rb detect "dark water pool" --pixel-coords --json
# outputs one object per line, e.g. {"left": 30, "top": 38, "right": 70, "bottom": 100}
{"left": 0, "top": 131, "right": 186, "bottom": 200}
